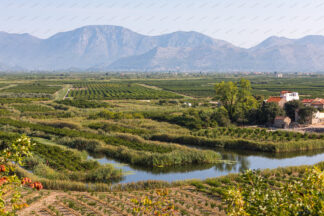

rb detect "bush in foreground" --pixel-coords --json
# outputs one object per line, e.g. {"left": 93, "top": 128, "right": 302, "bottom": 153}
{"left": 0, "top": 135, "right": 42, "bottom": 215}
{"left": 225, "top": 167, "right": 324, "bottom": 216}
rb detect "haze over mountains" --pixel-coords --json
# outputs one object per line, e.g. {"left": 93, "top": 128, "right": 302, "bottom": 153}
{"left": 1, "top": 25, "right": 324, "bottom": 72}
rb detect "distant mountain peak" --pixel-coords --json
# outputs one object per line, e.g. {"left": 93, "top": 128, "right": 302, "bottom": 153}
{"left": 250, "top": 36, "right": 293, "bottom": 50}
{"left": 297, "top": 35, "right": 324, "bottom": 44}
{"left": 1, "top": 25, "right": 324, "bottom": 72}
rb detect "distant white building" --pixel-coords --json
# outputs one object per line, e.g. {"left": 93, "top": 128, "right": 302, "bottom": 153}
{"left": 276, "top": 73, "right": 283, "bottom": 78}
{"left": 280, "top": 91, "right": 299, "bottom": 102}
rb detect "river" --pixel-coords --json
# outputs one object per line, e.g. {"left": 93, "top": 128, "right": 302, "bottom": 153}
{"left": 89, "top": 148, "right": 324, "bottom": 184}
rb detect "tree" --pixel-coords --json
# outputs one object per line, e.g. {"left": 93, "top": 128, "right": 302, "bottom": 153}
{"left": 284, "top": 100, "right": 303, "bottom": 121}
{"left": 214, "top": 81, "right": 238, "bottom": 121}
{"left": 211, "top": 107, "right": 231, "bottom": 127}
{"left": 298, "top": 106, "right": 316, "bottom": 124}
{"left": 0, "top": 135, "right": 42, "bottom": 215}
{"left": 236, "top": 79, "right": 258, "bottom": 123}
{"left": 214, "top": 79, "right": 257, "bottom": 122}
{"left": 260, "top": 102, "right": 285, "bottom": 124}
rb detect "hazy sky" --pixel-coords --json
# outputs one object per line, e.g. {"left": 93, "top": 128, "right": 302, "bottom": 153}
{"left": 0, "top": 0, "right": 324, "bottom": 48}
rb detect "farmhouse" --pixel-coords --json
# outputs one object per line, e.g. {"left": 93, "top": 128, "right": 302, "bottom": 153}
{"left": 280, "top": 91, "right": 299, "bottom": 102}
{"left": 301, "top": 98, "right": 324, "bottom": 110}
{"left": 266, "top": 91, "right": 299, "bottom": 107}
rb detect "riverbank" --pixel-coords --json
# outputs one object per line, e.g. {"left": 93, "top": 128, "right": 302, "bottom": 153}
{"left": 17, "top": 160, "right": 324, "bottom": 215}
{"left": 151, "top": 132, "right": 324, "bottom": 152}
{"left": 16, "top": 148, "right": 324, "bottom": 192}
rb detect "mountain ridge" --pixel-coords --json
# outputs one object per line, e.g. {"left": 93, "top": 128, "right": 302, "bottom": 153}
{"left": 1, "top": 25, "right": 324, "bottom": 72}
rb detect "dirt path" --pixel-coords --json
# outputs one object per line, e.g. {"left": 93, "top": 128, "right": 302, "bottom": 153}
{"left": 53, "top": 84, "right": 72, "bottom": 100}
{"left": 0, "top": 84, "right": 17, "bottom": 91}
{"left": 18, "top": 191, "right": 62, "bottom": 216}
{"left": 137, "top": 83, "right": 194, "bottom": 99}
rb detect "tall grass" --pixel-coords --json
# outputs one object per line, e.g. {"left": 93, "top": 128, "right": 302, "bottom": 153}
{"left": 16, "top": 166, "right": 112, "bottom": 192}
{"left": 98, "top": 144, "right": 221, "bottom": 167}
{"left": 151, "top": 134, "right": 324, "bottom": 152}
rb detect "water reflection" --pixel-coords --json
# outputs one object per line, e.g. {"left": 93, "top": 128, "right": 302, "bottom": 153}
{"left": 89, "top": 152, "right": 215, "bottom": 173}
{"left": 217, "top": 151, "right": 250, "bottom": 172}
{"left": 89, "top": 149, "right": 324, "bottom": 184}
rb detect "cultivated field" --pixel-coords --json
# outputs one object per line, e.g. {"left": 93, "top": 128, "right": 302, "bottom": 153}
{"left": 18, "top": 186, "right": 225, "bottom": 216}
{"left": 0, "top": 73, "right": 323, "bottom": 215}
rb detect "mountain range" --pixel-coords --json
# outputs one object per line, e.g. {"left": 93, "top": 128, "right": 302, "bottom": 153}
{"left": 1, "top": 25, "right": 324, "bottom": 72}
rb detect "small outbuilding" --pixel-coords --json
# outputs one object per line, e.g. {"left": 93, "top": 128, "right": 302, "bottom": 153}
{"left": 273, "top": 116, "right": 291, "bottom": 128}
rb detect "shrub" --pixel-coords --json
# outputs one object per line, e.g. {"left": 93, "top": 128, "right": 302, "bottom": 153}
{"left": 224, "top": 167, "right": 324, "bottom": 215}
{"left": 40, "top": 121, "right": 79, "bottom": 129}
{"left": 56, "top": 99, "right": 110, "bottom": 108}
{"left": 85, "top": 165, "right": 123, "bottom": 182}
{"left": 56, "top": 137, "right": 102, "bottom": 152}
{"left": 0, "top": 135, "right": 42, "bottom": 214}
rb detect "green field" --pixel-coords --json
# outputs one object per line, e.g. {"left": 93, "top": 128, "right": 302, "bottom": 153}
{"left": 0, "top": 73, "right": 323, "bottom": 215}
{"left": 67, "top": 82, "right": 182, "bottom": 99}
{"left": 1, "top": 83, "right": 62, "bottom": 94}
{"left": 139, "top": 75, "right": 324, "bottom": 98}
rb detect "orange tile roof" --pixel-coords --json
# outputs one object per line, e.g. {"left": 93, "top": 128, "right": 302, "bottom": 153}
{"left": 302, "top": 99, "right": 314, "bottom": 103}
{"left": 280, "top": 91, "right": 292, "bottom": 94}
{"left": 267, "top": 97, "right": 283, "bottom": 103}
{"left": 275, "top": 116, "right": 288, "bottom": 120}
{"left": 312, "top": 100, "right": 324, "bottom": 105}
{"left": 302, "top": 98, "right": 324, "bottom": 104}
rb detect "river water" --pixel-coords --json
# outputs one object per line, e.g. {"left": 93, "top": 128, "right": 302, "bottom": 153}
{"left": 89, "top": 148, "right": 324, "bottom": 184}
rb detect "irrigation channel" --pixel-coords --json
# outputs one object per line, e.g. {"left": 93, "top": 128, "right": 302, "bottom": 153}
{"left": 89, "top": 148, "right": 324, "bottom": 184}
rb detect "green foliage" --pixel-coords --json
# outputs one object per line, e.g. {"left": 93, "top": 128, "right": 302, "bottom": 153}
{"left": 194, "top": 127, "right": 324, "bottom": 142}
{"left": 0, "top": 135, "right": 34, "bottom": 215}
{"left": 141, "top": 76, "right": 324, "bottom": 98}
{"left": 99, "top": 143, "right": 221, "bottom": 167}
{"left": 214, "top": 79, "right": 257, "bottom": 121}
{"left": 12, "top": 104, "right": 54, "bottom": 113}
{"left": 249, "top": 102, "right": 285, "bottom": 124}
{"left": 225, "top": 167, "right": 324, "bottom": 216}
{"left": 85, "top": 165, "right": 122, "bottom": 182}
{"left": 298, "top": 106, "right": 317, "bottom": 124}
{"left": 214, "top": 81, "right": 238, "bottom": 120}
{"left": 88, "top": 122, "right": 148, "bottom": 136}
{"left": 89, "top": 110, "right": 144, "bottom": 120}
{"left": 56, "top": 99, "right": 110, "bottom": 108}
{"left": 22, "top": 139, "right": 123, "bottom": 183}
{"left": 40, "top": 121, "right": 79, "bottom": 130}
{"left": 0, "top": 131, "right": 20, "bottom": 151}
{"left": 284, "top": 100, "right": 303, "bottom": 121}
{"left": 147, "top": 108, "right": 230, "bottom": 130}
{"left": 154, "top": 127, "right": 324, "bottom": 152}
{"left": 56, "top": 137, "right": 101, "bottom": 152}
{"left": 31, "top": 142, "right": 99, "bottom": 171}
{"left": 0, "top": 118, "right": 172, "bottom": 153}
{"left": 0, "top": 108, "right": 10, "bottom": 116}
{"left": 0, "top": 97, "right": 47, "bottom": 104}
{"left": 0, "top": 118, "right": 220, "bottom": 167}
{"left": 212, "top": 107, "right": 231, "bottom": 127}
{"left": 68, "top": 82, "right": 182, "bottom": 100}
{"left": 1, "top": 83, "right": 62, "bottom": 94}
